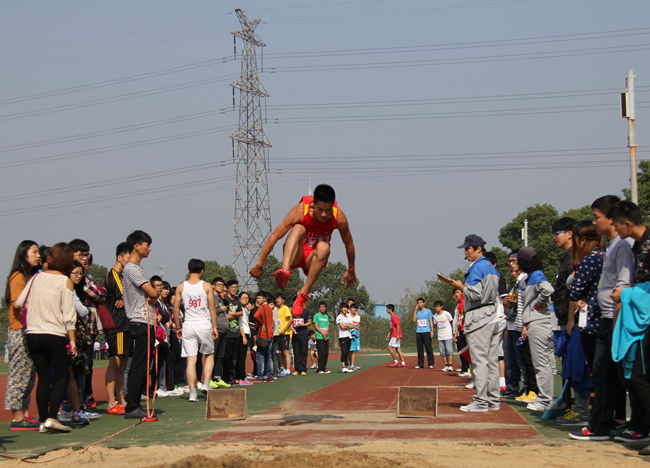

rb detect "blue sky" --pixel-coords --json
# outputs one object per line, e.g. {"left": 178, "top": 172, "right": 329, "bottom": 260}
{"left": 1, "top": 0, "right": 648, "bottom": 303}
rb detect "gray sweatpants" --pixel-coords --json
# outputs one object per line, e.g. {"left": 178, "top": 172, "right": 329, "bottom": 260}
{"left": 465, "top": 320, "right": 500, "bottom": 407}
{"left": 525, "top": 318, "right": 554, "bottom": 406}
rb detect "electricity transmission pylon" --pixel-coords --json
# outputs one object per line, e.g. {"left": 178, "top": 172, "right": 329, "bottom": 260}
{"left": 230, "top": 8, "right": 272, "bottom": 290}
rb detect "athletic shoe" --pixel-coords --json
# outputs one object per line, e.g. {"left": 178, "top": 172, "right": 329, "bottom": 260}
{"left": 515, "top": 391, "right": 528, "bottom": 401}
{"left": 279, "top": 370, "right": 291, "bottom": 377}
{"left": 58, "top": 409, "right": 73, "bottom": 422}
{"left": 614, "top": 429, "right": 650, "bottom": 443}
{"left": 310, "top": 364, "right": 317, "bottom": 369}
{"left": 197, "top": 382, "right": 206, "bottom": 391}
{"left": 10, "top": 419, "right": 40, "bottom": 431}
{"left": 522, "top": 391, "right": 538, "bottom": 403}
{"left": 638, "top": 446, "right": 650, "bottom": 455}
{"left": 460, "top": 402, "right": 488, "bottom": 413}
{"left": 209, "top": 379, "right": 231, "bottom": 389}
{"left": 457, "top": 371, "right": 472, "bottom": 378}
{"left": 43, "top": 419, "right": 71, "bottom": 432}
{"left": 238, "top": 379, "right": 253, "bottom": 386}
{"left": 107, "top": 403, "right": 126, "bottom": 415}
{"left": 291, "top": 292, "right": 309, "bottom": 317}
{"left": 399, "top": 362, "right": 407, "bottom": 367}
{"left": 429, "top": 365, "right": 434, "bottom": 369}
{"left": 488, "top": 404, "right": 501, "bottom": 411}
{"left": 177, "top": 385, "right": 190, "bottom": 394}
{"left": 72, "top": 410, "right": 90, "bottom": 425}
{"left": 300, "top": 371, "right": 307, "bottom": 376}
{"left": 501, "top": 389, "right": 518, "bottom": 398}
{"left": 526, "top": 401, "right": 547, "bottom": 412}
{"left": 556, "top": 409, "right": 589, "bottom": 426}
{"left": 24, "top": 416, "right": 38, "bottom": 423}
{"left": 414, "top": 366, "right": 422, "bottom": 369}
{"left": 389, "top": 361, "right": 399, "bottom": 367}
{"left": 188, "top": 393, "right": 198, "bottom": 402}
{"left": 85, "top": 397, "right": 97, "bottom": 409}
{"left": 569, "top": 427, "right": 610, "bottom": 441}
{"left": 166, "top": 387, "right": 185, "bottom": 397}
{"left": 254, "top": 377, "right": 266, "bottom": 382}
{"left": 156, "top": 388, "right": 169, "bottom": 398}
{"left": 291, "top": 371, "right": 299, "bottom": 376}
{"left": 464, "top": 381, "right": 475, "bottom": 389}
{"left": 265, "top": 377, "right": 277, "bottom": 382}
{"left": 322, "top": 370, "right": 331, "bottom": 374}
{"left": 341, "top": 367, "right": 353, "bottom": 373}
{"left": 272, "top": 268, "right": 291, "bottom": 290}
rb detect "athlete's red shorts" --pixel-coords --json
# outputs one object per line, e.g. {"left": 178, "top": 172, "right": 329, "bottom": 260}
{"left": 293, "top": 242, "right": 315, "bottom": 274}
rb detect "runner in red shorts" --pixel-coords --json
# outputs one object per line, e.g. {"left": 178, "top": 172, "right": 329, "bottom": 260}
{"left": 249, "top": 184, "right": 357, "bottom": 316}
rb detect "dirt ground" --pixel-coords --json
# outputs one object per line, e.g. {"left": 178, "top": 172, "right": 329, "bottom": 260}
{"left": 5, "top": 441, "right": 647, "bottom": 467}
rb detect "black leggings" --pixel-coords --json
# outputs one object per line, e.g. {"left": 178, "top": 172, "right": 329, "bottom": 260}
{"left": 26, "top": 334, "right": 69, "bottom": 422}
{"left": 339, "top": 337, "right": 351, "bottom": 367}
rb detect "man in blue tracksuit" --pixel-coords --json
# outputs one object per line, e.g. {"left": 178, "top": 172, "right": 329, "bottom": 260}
{"left": 439, "top": 234, "right": 500, "bottom": 412}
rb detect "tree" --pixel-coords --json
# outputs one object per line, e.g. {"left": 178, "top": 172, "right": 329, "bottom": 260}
{"left": 191, "top": 260, "right": 237, "bottom": 287}
{"left": 309, "top": 261, "right": 370, "bottom": 313}
{"left": 88, "top": 263, "right": 109, "bottom": 286}
{"left": 623, "top": 159, "right": 650, "bottom": 223}
{"left": 498, "top": 203, "right": 561, "bottom": 281}
{"left": 562, "top": 205, "right": 592, "bottom": 222}
{"left": 254, "top": 255, "right": 304, "bottom": 299}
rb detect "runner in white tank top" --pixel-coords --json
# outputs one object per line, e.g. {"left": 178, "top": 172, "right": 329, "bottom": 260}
{"left": 173, "top": 259, "right": 218, "bottom": 401}
{"left": 181, "top": 280, "right": 210, "bottom": 323}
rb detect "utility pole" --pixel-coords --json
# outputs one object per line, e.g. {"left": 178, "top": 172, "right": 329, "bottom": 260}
{"left": 521, "top": 218, "right": 529, "bottom": 246}
{"left": 230, "top": 9, "right": 272, "bottom": 290}
{"left": 621, "top": 69, "right": 638, "bottom": 204}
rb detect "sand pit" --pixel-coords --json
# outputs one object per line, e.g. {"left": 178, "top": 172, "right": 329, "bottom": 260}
{"left": 5, "top": 441, "right": 647, "bottom": 467}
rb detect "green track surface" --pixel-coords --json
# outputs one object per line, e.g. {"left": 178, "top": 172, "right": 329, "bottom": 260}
{"left": 0, "top": 354, "right": 389, "bottom": 460}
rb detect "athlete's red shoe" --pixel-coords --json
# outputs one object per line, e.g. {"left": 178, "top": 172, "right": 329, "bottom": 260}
{"left": 389, "top": 361, "right": 399, "bottom": 367}
{"left": 272, "top": 268, "right": 291, "bottom": 290}
{"left": 291, "top": 293, "right": 309, "bottom": 316}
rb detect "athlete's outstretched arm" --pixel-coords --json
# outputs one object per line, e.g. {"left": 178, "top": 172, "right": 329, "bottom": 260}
{"left": 250, "top": 204, "right": 303, "bottom": 278}
{"left": 337, "top": 210, "right": 357, "bottom": 288}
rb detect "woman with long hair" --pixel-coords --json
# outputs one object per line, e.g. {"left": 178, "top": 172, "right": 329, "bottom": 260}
{"left": 568, "top": 220, "right": 604, "bottom": 366}
{"left": 4, "top": 240, "right": 40, "bottom": 431}
{"left": 16, "top": 242, "right": 77, "bottom": 433}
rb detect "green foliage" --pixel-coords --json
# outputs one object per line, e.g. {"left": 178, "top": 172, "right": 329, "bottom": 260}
{"left": 186, "top": 260, "right": 237, "bottom": 287}
{"left": 310, "top": 261, "right": 370, "bottom": 313}
{"left": 398, "top": 269, "right": 464, "bottom": 349}
{"left": 623, "top": 160, "right": 650, "bottom": 223}
{"left": 498, "top": 203, "right": 561, "bottom": 281}
{"left": 254, "top": 255, "right": 304, "bottom": 299}
{"left": 562, "top": 205, "right": 593, "bottom": 222}
{"left": 88, "top": 263, "right": 108, "bottom": 286}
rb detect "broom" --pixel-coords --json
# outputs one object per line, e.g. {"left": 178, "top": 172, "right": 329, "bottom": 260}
{"left": 541, "top": 379, "right": 568, "bottom": 420}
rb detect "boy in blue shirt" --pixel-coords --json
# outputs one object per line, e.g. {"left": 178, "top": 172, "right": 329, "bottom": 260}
{"left": 412, "top": 298, "right": 434, "bottom": 368}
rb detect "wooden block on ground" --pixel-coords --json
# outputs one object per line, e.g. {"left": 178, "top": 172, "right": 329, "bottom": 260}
{"left": 206, "top": 388, "right": 248, "bottom": 420}
{"left": 397, "top": 386, "right": 438, "bottom": 418}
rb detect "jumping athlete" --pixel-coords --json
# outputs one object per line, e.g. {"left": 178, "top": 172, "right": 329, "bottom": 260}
{"left": 249, "top": 184, "right": 357, "bottom": 316}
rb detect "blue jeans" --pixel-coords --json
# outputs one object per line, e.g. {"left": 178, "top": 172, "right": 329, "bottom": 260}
{"left": 256, "top": 343, "right": 273, "bottom": 379}
{"left": 504, "top": 327, "right": 520, "bottom": 393}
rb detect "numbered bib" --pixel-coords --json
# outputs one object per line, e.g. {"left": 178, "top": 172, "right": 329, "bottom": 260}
{"left": 417, "top": 319, "right": 427, "bottom": 327}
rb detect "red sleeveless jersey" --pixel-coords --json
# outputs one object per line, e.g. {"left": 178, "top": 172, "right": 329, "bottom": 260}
{"left": 300, "top": 195, "right": 339, "bottom": 246}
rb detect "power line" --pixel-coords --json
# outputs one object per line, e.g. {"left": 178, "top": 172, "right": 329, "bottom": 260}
{"left": 0, "top": 74, "right": 236, "bottom": 122}
{"left": 0, "top": 125, "right": 232, "bottom": 169}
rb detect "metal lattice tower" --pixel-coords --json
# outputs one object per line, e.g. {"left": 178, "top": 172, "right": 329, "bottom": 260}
{"left": 230, "top": 9, "right": 272, "bottom": 289}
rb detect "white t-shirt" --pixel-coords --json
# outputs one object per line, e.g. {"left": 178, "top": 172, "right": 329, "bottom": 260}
{"left": 181, "top": 280, "right": 210, "bottom": 323}
{"left": 336, "top": 313, "right": 353, "bottom": 339}
{"left": 349, "top": 314, "right": 360, "bottom": 334}
{"left": 434, "top": 311, "right": 454, "bottom": 341}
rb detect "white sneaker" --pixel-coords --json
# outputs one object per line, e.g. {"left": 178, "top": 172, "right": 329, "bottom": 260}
{"left": 156, "top": 389, "right": 169, "bottom": 398}
{"left": 464, "top": 381, "right": 476, "bottom": 389}
{"left": 188, "top": 392, "right": 198, "bottom": 402}
{"left": 460, "top": 401, "right": 488, "bottom": 413}
{"left": 166, "top": 387, "right": 184, "bottom": 397}
{"left": 341, "top": 368, "right": 352, "bottom": 373}
{"left": 458, "top": 371, "right": 472, "bottom": 378}
{"left": 196, "top": 382, "right": 205, "bottom": 391}
{"left": 178, "top": 385, "right": 190, "bottom": 394}
{"left": 58, "top": 410, "right": 72, "bottom": 422}
{"left": 310, "top": 364, "right": 317, "bottom": 369}
{"left": 526, "top": 401, "right": 547, "bottom": 412}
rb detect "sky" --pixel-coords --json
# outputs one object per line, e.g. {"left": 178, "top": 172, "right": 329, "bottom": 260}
{"left": 1, "top": 0, "right": 649, "bottom": 304}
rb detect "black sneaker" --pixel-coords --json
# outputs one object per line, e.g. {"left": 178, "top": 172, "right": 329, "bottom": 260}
{"left": 569, "top": 427, "right": 610, "bottom": 441}
{"left": 124, "top": 407, "right": 148, "bottom": 419}
{"left": 614, "top": 429, "right": 650, "bottom": 444}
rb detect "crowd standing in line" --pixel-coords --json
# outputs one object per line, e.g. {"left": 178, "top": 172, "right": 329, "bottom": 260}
{"left": 5, "top": 194, "right": 650, "bottom": 456}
